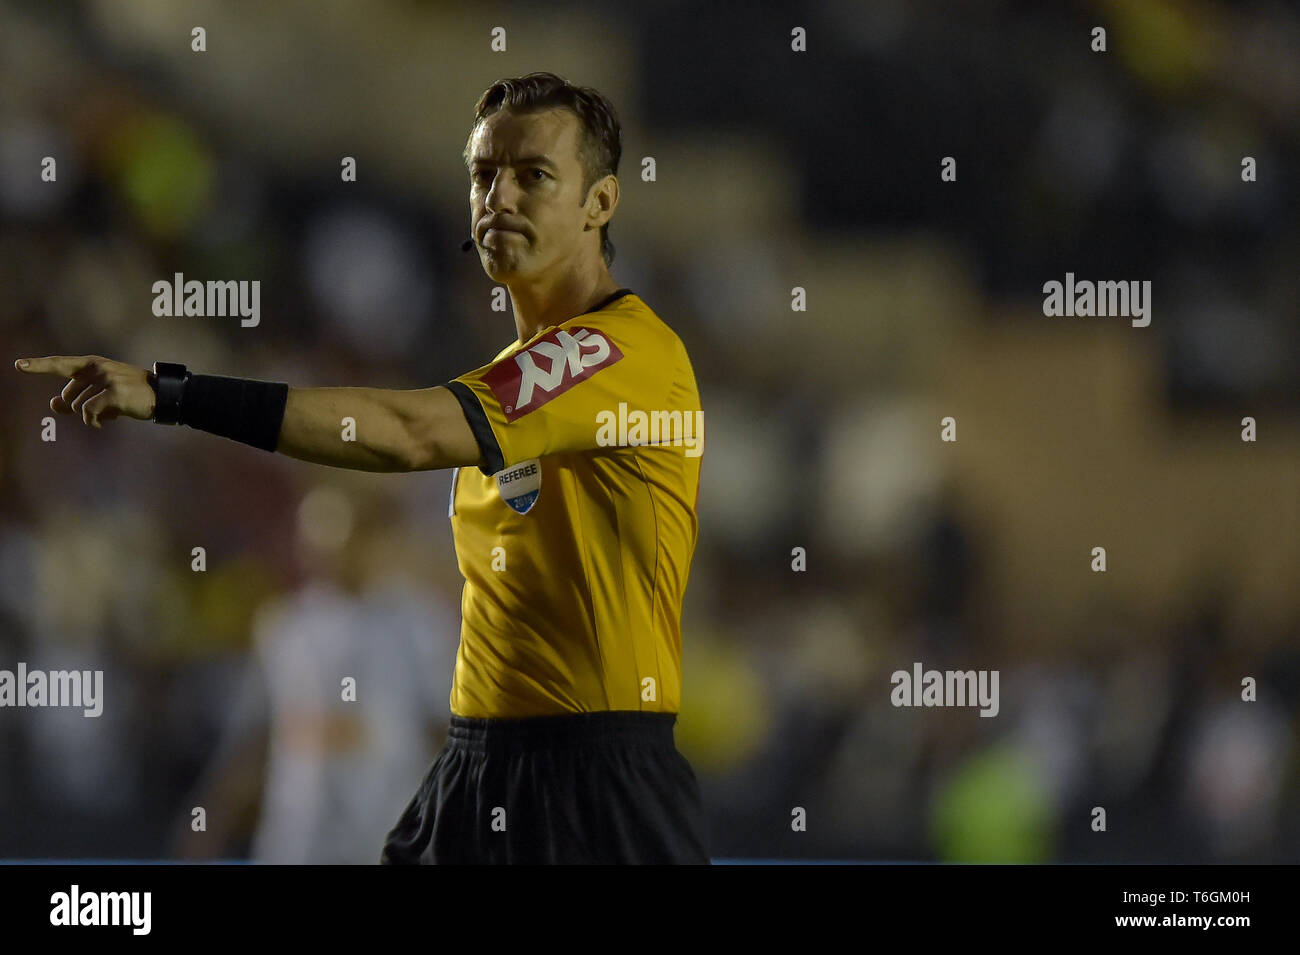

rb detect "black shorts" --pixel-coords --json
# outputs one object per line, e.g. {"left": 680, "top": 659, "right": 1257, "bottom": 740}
{"left": 380, "top": 710, "right": 711, "bottom": 864}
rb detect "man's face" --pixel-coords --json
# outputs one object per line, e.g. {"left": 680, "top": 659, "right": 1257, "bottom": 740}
{"left": 467, "top": 108, "right": 598, "bottom": 282}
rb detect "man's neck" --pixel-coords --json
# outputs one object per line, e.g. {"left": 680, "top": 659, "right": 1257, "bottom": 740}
{"left": 509, "top": 271, "right": 622, "bottom": 344}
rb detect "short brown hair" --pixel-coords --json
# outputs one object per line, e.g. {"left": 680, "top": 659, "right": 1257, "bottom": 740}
{"left": 465, "top": 71, "right": 622, "bottom": 267}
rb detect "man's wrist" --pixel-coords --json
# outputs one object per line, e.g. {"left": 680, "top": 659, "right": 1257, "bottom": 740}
{"left": 149, "top": 362, "right": 190, "bottom": 424}
{"left": 144, "top": 361, "right": 290, "bottom": 452}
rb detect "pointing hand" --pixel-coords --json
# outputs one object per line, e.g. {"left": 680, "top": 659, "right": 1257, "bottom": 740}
{"left": 14, "top": 355, "right": 156, "bottom": 429}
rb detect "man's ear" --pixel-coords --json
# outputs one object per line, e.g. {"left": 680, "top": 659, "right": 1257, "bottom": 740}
{"left": 586, "top": 174, "right": 618, "bottom": 229}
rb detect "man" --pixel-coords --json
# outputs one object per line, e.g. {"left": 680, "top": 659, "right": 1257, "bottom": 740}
{"left": 172, "top": 491, "right": 460, "bottom": 864}
{"left": 15, "top": 71, "right": 711, "bottom": 864}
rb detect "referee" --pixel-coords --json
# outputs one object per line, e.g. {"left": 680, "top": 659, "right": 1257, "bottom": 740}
{"left": 14, "top": 72, "right": 711, "bottom": 864}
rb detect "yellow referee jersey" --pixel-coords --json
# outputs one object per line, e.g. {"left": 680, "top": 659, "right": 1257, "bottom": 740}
{"left": 441, "top": 289, "right": 704, "bottom": 718}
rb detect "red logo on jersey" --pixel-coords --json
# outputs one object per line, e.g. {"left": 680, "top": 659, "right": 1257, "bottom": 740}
{"left": 482, "top": 326, "right": 624, "bottom": 421}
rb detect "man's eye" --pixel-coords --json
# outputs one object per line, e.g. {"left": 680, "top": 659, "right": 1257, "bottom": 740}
{"left": 472, "top": 169, "right": 544, "bottom": 184}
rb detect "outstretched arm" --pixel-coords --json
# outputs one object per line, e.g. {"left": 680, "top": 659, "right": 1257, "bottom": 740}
{"left": 13, "top": 355, "right": 483, "bottom": 473}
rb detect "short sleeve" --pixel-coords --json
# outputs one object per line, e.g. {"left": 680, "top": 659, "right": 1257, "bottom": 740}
{"left": 443, "top": 307, "right": 679, "bottom": 475}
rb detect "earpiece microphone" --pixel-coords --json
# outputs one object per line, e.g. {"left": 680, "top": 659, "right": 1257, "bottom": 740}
{"left": 461, "top": 237, "right": 476, "bottom": 252}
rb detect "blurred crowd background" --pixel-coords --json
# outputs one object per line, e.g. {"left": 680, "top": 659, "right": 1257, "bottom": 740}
{"left": 1, "top": 0, "right": 1297, "bottom": 862}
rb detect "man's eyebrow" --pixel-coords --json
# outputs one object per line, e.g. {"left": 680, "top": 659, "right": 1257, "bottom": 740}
{"left": 468, "top": 155, "right": 558, "bottom": 170}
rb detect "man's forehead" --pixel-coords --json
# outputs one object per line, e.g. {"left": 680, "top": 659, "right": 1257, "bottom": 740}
{"left": 469, "top": 109, "right": 579, "bottom": 164}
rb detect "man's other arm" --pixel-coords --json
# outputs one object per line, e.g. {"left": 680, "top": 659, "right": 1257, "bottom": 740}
{"left": 12, "top": 354, "right": 482, "bottom": 473}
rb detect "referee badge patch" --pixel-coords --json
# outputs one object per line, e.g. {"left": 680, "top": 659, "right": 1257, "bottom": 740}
{"left": 494, "top": 459, "right": 542, "bottom": 514}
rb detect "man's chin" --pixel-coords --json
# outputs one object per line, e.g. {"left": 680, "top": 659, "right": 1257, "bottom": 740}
{"left": 483, "top": 256, "right": 534, "bottom": 282}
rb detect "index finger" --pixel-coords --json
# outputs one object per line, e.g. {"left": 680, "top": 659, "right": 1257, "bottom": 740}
{"left": 14, "top": 356, "right": 95, "bottom": 377}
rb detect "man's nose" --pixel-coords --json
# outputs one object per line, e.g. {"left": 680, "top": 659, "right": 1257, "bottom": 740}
{"left": 485, "top": 172, "right": 520, "bottom": 212}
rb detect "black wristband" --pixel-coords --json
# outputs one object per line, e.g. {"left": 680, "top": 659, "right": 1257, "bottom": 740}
{"left": 179, "top": 374, "right": 290, "bottom": 453}
{"left": 149, "top": 362, "right": 190, "bottom": 424}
